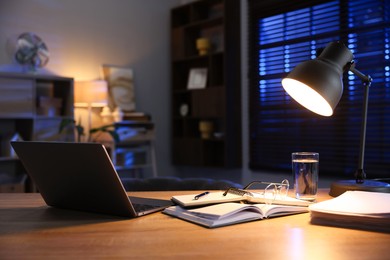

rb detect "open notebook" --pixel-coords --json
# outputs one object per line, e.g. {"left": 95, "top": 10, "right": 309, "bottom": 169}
{"left": 164, "top": 202, "right": 308, "bottom": 228}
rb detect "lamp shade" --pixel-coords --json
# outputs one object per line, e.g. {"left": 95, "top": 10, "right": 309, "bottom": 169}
{"left": 282, "top": 42, "right": 354, "bottom": 116}
{"left": 74, "top": 80, "right": 108, "bottom": 107}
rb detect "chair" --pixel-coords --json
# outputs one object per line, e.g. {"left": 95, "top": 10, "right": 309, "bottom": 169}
{"left": 120, "top": 176, "right": 242, "bottom": 191}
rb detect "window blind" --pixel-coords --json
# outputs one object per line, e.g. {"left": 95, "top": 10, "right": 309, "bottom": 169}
{"left": 248, "top": 0, "right": 390, "bottom": 178}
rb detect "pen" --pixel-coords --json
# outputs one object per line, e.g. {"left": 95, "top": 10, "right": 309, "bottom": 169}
{"left": 194, "top": 191, "right": 209, "bottom": 200}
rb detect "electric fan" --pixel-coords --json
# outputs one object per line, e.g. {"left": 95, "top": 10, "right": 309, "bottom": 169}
{"left": 14, "top": 32, "right": 49, "bottom": 70}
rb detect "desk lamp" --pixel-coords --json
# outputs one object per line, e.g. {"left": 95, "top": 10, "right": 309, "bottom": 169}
{"left": 281, "top": 41, "right": 390, "bottom": 197}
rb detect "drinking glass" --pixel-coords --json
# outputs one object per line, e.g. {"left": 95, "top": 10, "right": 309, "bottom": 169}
{"left": 292, "top": 152, "right": 319, "bottom": 201}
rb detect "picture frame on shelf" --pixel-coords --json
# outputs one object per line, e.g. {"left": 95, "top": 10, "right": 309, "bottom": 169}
{"left": 187, "top": 68, "right": 208, "bottom": 90}
{"left": 102, "top": 65, "right": 136, "bottom": 112}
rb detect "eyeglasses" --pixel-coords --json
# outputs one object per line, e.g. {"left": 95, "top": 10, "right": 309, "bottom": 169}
{"left": 223, "top": 179, "right": 290, "bottom": 205}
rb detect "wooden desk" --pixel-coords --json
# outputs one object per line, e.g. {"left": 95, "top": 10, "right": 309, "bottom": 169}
{"left": 1, "top": 189, "right": 389, "bottom": 259}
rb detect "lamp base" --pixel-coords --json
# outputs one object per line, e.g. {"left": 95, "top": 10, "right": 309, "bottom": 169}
{"left": 329, "top": 179, "right": 390, "bottom": 197}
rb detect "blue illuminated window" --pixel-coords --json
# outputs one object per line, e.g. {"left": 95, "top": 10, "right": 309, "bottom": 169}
{"left": 249, "top": 0, "right": 390, "bottom": 178}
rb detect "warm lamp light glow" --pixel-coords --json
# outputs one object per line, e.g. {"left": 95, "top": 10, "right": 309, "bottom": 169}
{"left": 74, "top": 80, "right": 111, "bottom": 142}
{"left": 74, "top": 80, "right": 108, "bottom": 107}
{"left": 282, "top": 78, "right": 333, "bottom": 116}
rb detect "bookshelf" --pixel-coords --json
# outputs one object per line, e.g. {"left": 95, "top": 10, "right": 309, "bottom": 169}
{"left": 170, "top": 0, "right": 241, "bottom": 167}
{"left": 0, "top": 72, "right": 74, "bottom": 192}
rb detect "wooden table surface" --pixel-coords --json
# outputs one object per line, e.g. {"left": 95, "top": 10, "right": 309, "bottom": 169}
{"left": 1, "top": 189, "right": 389, "bottom": 259}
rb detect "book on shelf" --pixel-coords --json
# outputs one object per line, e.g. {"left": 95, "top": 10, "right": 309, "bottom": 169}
{"left": 163, "top": 202, "right": 309, "bottom": 228}
{"left": 171, "top": 191, "right": 312, "bottom": 208}
{"left": 309, "top": 191, "right": 390, "bottom": 232}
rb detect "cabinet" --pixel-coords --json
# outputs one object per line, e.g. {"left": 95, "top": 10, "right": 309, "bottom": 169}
{"left": 170, "top": 0, "right": 241, "bottom": 167}
{"left": 0, "top": 72, "right": 74, "bottom": 192}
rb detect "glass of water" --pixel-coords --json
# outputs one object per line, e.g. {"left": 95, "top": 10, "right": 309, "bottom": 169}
{"left": 292, "top": 152, "right": 319, "bottom": 201}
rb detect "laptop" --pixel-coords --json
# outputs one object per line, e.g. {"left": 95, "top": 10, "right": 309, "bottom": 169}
{"left": 11, "top": 141, "right": 173, "bottom": 218}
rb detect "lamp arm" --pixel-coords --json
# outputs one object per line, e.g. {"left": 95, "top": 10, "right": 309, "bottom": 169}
{"left": 349, "top": 63, "right": 373, "bottom": 86}
{"left": 348, "top": 62, "right": 373, "bottom": 184}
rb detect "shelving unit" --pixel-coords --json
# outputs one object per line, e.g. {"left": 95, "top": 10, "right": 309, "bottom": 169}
{"left": 0, "top": 72, "right": 74, "bottom": 192}
{"left": 170, "top": 0, "right": 241, "bottom": 168}
{"left": 111, "top": 121, "right": 157, "bottom": 179}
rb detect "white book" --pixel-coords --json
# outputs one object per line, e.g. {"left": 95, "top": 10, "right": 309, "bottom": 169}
{"left": 163, "top": 202, "right": 308, "bottom": 228}
{"left": 309, "top": 191, "right": 390, "bottom": 232}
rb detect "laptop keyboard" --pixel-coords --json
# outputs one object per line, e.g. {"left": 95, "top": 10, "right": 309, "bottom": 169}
{"left": 133, "top": 203, "right": 161, "bottom": 212}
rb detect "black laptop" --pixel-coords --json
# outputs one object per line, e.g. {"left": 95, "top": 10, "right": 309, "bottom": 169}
{"left": 11, "top": 141, "right": 173, "bottom": 217}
